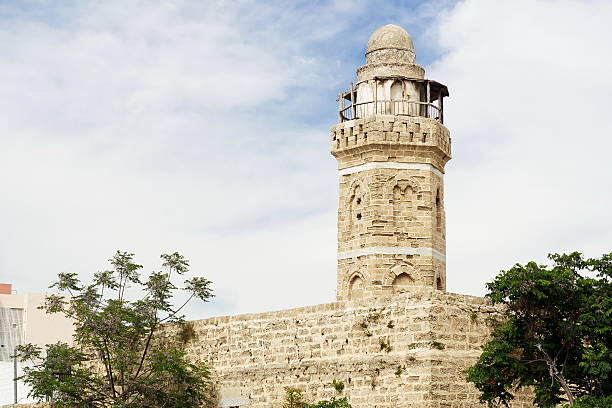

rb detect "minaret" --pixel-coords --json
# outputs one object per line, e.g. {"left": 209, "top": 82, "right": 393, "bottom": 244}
{"left": 331, "top": 25, "right": 451, "bottom": 301}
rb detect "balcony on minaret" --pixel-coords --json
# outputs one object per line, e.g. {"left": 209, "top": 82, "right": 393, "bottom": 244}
{"left": 338, "top": 79, "right": 448, "bottom": 123}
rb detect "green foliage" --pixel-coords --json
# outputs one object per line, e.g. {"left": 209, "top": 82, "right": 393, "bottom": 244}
{"left": 283, "top": 387, "right": 307, "bottom": 408}
{"left": 358, "top": 321, "right": 373, "bottom": 337}
{"left": 569, "top": 395, "right": 612, "bottom": 407}
{"left": 379, "top": 339, "right": 392, "bottom": 353}
{"left": 179, "top": 321, "right": 198, "bottom": 344}
{"left": 466, "top": 252, "right": 612, "bottom": 407}
{"left": 16, "top": 342, "right": 103, "bottom": 405}
{"left": 331, "top": 379, "right": 345, "bottom": 393}
{"left": 365, "top": 310, "right": 381, "bottom": 323}
{"left": 17, "top": 251, "right": 214, "bottom": 408}
{"left": 282, "top": 388, "right": 352, "bottom": 408}
{"left": 430, "top": 341, "right": 445, "bottom": 350}
{"left": 386, "top": 320, "right": 395, "bottom": 328}
{"left": 470, "top": 312, "right": 478, "bottom": 323}
{"left": 306, "top": 397, "right": 352, "bottom": 408}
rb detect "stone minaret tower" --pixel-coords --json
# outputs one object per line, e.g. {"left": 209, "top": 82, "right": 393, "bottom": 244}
{"left": 331, "top": 25, "right": 451, "bottom": 301}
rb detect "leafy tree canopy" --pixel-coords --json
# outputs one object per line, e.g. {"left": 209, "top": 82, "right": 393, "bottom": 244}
{"left": 282, "top": 387, "right": 352, "bottom": 408}
{"left": 466, "top": 252, "right": 611, "bottom": 407}
{"left": 18, "top": 251, "right": 214, "bottom": 408}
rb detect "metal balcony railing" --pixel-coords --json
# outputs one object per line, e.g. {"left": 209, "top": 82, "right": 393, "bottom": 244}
{"left": 339, "top": 99, "right": 441, "bottom": 122}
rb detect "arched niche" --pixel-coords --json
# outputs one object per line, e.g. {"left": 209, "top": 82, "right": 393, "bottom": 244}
{"left": 344, "top": 179, "right": 370, "bottom": 208}
{"left": 385, "top": 176, "right": 422, "bottom": 229}
{"left": 434, "top": 268, "right": 445, "bottom": 291}
{"left": 347, "top": 272, "right": 366, "bottom": 300}
{"left": 392, "top": 273, "right": 413, "bottom": 294}
{"left": 383, "top": 263, "right": 418, "bottom": 294}
{"left": 356, "top": 82, "right": 374, "bottom": 117}
{"left": 344, "top": 179, "right": 370, "bottom": 236}
{"left": 390, "top": 80, "right": 403, "bottom": 101}
{"left": 356, "top": 82, "right": 373, "bottom": 103}
{"left": 384, "top": 175, "right": 422, "bottom": 199}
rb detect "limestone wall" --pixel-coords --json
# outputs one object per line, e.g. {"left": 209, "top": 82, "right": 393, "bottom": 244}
{"left": 166, "top": 291, "right": 535, "bottom": 408}
{"left": 330, "top": 116, "right": 451, "bottom": 171}
{"left": 330, "top": 116, "right": 451, "bottom": 300}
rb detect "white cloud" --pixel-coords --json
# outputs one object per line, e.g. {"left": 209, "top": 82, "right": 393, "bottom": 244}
{"left": 0, "top": 0, "right": 610, "bottom": 319}
{"left": 0, "top": 0, "right": 360, "bottom": 317}
{"left": 428, "top": 0, "right": 612, "bottom": 295}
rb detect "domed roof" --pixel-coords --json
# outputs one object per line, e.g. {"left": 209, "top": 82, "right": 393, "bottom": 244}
{"left": 367, "top": 24, "right": 414, "bottom": 53}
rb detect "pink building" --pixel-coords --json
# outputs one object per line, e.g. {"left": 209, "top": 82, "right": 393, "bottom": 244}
{"left": 0, "top": 285, "right": 73, "bottom": 361}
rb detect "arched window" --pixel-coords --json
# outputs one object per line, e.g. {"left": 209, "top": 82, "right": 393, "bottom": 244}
{"left": 392, "top": 181, "right": 413, "bottom": 227}
{"left": 356, "top": 82, "right": 374, "bottom": 117}
{"left": 390, "top": 80, "right": 403, "bottom": 115}
{"left": 390, "top": 80, "right": 403, "bottom": 100}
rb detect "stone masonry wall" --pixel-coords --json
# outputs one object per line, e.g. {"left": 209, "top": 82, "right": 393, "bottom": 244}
{"left": 163, "top": 291, "right": 535, "bottom": 408}
{"left": 330, "top": 115, "right": 451, "bottom": 171}
{"left": 331, "top": 116, "right": 451, "bottom": 301}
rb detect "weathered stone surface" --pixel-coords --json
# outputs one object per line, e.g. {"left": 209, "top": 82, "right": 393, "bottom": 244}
{"left": 160, "top": 291, "right": 533, "bottom": 408}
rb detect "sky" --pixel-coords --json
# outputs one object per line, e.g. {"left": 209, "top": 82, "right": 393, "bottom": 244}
{"left": 0, "top": 0, "right": 610, "bottom": 320}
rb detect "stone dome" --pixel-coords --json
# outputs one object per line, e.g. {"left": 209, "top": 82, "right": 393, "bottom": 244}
{"left": 366, "top": 24, "right": 414, "bottom": 54}
{"left": 357, "top": 24, "right": 422, "bottom": 81}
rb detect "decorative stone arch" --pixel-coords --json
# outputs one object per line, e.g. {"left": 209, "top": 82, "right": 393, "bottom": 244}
{"left": 383, "top": 262, "right": 418, "bottom": 295}
{"left": 344, "top": 178, "right": 371, "bottom": 208}
{"left": 384, "top": 174, "right": 423, "bottom": 199}
{"left": 345, "top": 268, "right": 367, "bottom": 301}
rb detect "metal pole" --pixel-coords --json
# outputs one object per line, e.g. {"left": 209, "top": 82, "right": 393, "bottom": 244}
{"left": 14, "top": 347, "right": 18, "bottom": 404}
{"left": 426, "top": 80, "right": 431, "bottom": 118}
{"left": 350, "top": 82, "right": 356, "bottom": 120}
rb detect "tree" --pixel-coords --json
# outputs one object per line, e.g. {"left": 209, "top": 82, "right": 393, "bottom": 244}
{"left": 283, "top": 387, "right": 307, "bottom": 408}
{"left": 466, "top": 252, "right": 611, "bottom": 407}
{"left": 17, "top": 251, "right": 214, "bottom": 408}
{"left": 282, "top": 387, "right": 352, "bottom": 408}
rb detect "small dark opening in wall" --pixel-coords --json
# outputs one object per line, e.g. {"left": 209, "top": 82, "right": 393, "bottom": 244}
{"left": 356, "top": 198, "right": 361, "bottom": 205}
{"left": 356, "top": 213, "right": 362, "bottom": 220}
{"left": 436, "top": 189, "right": 441, "bottom": 231}
{"left": 436, "top": 277, "right": 443, "bottom": 290}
